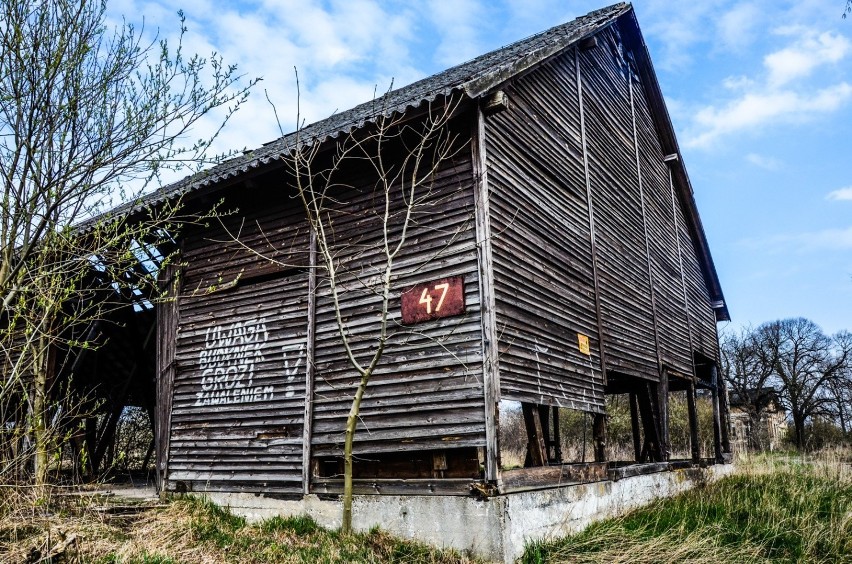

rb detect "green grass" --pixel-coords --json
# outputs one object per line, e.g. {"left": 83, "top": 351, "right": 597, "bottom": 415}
{"left": 523, "top": 453, "right": 852, "bottom": 563}
{"left": 110, "top": 495, "right": 478, "bottom": 563}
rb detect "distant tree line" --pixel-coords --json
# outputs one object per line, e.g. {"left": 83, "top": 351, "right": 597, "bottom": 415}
{"left": 720, "top": 318, "right": 852, "bottom": 451}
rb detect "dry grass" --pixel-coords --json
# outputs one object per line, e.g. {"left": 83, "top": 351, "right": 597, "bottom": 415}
{"left": 523, "top": 448, "right": 852, "bottom": 563}
{"left": 0, "top": 489, "right": 480, "bottom": 563}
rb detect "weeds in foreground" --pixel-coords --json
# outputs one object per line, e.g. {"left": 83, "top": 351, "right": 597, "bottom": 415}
{"left": 523, "top": 449, "right": 852, "bottom": 563}
{"left": 1, "top": 492, "right": 477, "bottom": 563}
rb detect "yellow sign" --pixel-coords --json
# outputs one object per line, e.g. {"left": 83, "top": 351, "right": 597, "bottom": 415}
{"left": 577, "top": 333, "right": 590, "bottom": 355}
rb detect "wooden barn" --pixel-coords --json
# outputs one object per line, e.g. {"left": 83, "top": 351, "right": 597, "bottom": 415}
{"left": 35, "top": 2, "right": 732, "bottom": 504}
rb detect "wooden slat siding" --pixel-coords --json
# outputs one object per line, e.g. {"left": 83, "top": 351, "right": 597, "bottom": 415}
{"left": 309, "top": 139, "right": 486, "bottom": 457}
{"left": 168, "top": 272, "right": 310, "bottom": 494}
{"left": 484, "top": 49, "right": 606, "bottom": 412}
{"left": 674, "top": 185, "right": 720, "bottom": 360}
{"left": 630, "top": 62, "right": 694, "bottom": 376}
{"left": 579, "top": 28, "right": 658, "bottom": 379}
{"left": 180, "top": 186, "right": 310, "bottom": 293}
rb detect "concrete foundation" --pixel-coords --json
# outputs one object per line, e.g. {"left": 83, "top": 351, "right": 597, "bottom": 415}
{"left": 203, "top": 464, "right": 735, "bottom": 563}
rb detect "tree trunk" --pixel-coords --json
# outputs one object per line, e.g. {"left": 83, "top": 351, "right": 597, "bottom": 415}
{"left": 32, "top": 333, "right": 52, "bottom": 486}
{"left": 793, "top": 415, "right": 806, "bottom": 450}
{"left": 342, "top": 369, "right": 372, "bottom": 535}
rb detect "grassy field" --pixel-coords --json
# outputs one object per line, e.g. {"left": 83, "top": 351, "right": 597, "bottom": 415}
{"left": 523, "top": 450, "right": 852, "bottom": 563}
{"left": 2, "top": 451, "right": 849, "bottom": 563}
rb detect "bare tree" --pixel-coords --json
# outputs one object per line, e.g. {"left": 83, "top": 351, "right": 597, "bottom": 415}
{"left": 282, "top": 90, "right": 462, "bottom": 533}
{"left": 0, "top": 0, "right": 255, "bottom": 485}
{"left": 719, "top": 324, "right": 780, "bottom": 450}
{"left": 758, "top": 319, "right": 850, "bottom": 450}
{"left": 824, "top": 334, "right": 852, "bottom": 435}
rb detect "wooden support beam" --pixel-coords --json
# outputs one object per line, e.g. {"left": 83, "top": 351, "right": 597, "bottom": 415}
{"left": 472, "top": 106, "right": 501, "bottom": 483}
{"left": 551, "top": 406, "right": 563, "bottom": 463}
{"left": 155, "top": 263, "right": 180, "bottom": 493}
{"left": 521, "top": 403, "right": 547, "bottom": 467}
{"left": 593, "top": 413, "right": 607, "bottom": 463}
{"left": 710, "top": 364, "right": 724, "bottom": 463}
{"left": 658, "top": 368, "right": 670, "bottom": 461}
{"left": 717, "top": 371, "right": 732, "bottom": 455}
{"left": 608, "top": 462, "right": 669, "bottom": 481}
{"left": 538, "top": 405, "right": 552, "bottom": 462}
{"left": 311, "top": 478, "right": 475, "bottom": 496}
{"left": 637, "top": 383, "right": 663, "bottom": 462}
{"left": 302, "top": 229, "right": 318, "bottom": 494}
{"left": 501, "top": 462, "right": 607, "bottom": 492}
{"left": 629, "top": 392, "right": 642, "bottom": 461}
{"left": 686, "top": 382, "right": 700, "bottom": 463}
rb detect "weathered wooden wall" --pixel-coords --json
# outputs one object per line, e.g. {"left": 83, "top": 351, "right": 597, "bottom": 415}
{"left": 165, "top": 116, "right": 487, "bottom": 493}
{"left": 484, "top": 21, "right": 720, "bottom": 407}
{"left": 310, "top": 123, "right": 487, "bottom": 457}
{"left": 167, "top": 184, "right": 311, "bottom": 494}
{"left": 630, "top": 68, "right": 694, "bottom": 377}
{"left": 484, "top": 49, "right": 605, "bottom": 413}
{"left": 579, "top": 28, "right": 658, "bottom": 381}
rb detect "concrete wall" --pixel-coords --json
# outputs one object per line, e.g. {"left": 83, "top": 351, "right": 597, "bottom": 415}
{"left": 203, "top": 464, "right": 735, "bottom": 563}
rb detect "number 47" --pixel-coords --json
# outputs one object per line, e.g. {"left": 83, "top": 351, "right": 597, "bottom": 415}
{"left": 419, "top": 283, "right": 450, "bottom": 314}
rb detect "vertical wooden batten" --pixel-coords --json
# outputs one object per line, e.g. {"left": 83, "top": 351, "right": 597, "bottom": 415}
{"left": 302, "top": 228, "right": 318, "bottom": 494}
{"left": 472, "top": 106, "right": 501, "bottom": 483}
{"left": 669, "top": 166, "right": 696, "bottom": 368}
{"left": 575, "top": 46, "right": 609, "bottom": 386}
{"left": 628, "top": 67, "right": 664, "bottom": 376}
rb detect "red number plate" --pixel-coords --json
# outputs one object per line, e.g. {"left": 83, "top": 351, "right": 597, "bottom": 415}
{"left": 401, "top": 276, "right": 465, "bottom": 324}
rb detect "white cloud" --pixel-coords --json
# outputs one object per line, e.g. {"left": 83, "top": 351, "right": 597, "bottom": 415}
{"left": 641, "top": 2, "right": 711, "bottom": 69}
{"left": 745, "top": 153, "right": 781, "bottom": 170}
{"left": 827, "top": 187, "right": 852, "bottom": 201}
{"left": 427, "top": 0, "right": 487, "bottom": 67}
{"left": 722, "top": 75, "right": 756, "bottom": 91}
{"left": 685, "top": 25, "right": 852, "bottom": 149}
{"left": 765, "top": 29, "right": 850, "bottom": 87}
{"left": 716, "top": 3, "right": 761, "bottom": 51}
{"left": 687, "top": 83, "right": 852, "bottom": 148}
{"left": 742, "top": 226, "right": 852, "bottom": 253}
{"left": 103, "top": 0, "right": 425, "bottom": 162}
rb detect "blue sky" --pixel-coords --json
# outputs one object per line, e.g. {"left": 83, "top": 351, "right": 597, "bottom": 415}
{"left": 107, "top": 0, "right": 852, "bottom": 335}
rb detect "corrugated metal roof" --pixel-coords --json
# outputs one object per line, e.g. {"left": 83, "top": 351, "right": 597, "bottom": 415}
{"left": 108, "top": 2, "right": 629, "bottom": 217}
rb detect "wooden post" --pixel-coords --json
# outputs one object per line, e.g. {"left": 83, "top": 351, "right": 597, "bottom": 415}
{"left": 717, "top": 372, "right": 732, "bottom": 456}
{"left": 629, "top": 392, "right": 642, "bottom": 461}
{"left": 552, "top": 406, "right": 562, "bottom": 463}
{"left": 686, "top": 382, "right": 700, "bottom": 462}
{"left": 155, "top": 263, "right": 179, "bottom": 493}
{"left": 538, "top": 405, "right": 552, "bottom": 462}
{"left": 472, "top": 106, "right": 501, "bottom": 483}
{"left": 637, "top": 383, "right": 663, "bottom": 462}
{"left": 710, "top": 364, "right": 724, "bottom": 463}
{"left": 521, "top": 403, "right": 547, "bottom": 467}
{"left": 592, "top": 413, "right": 607, "bottom": 463}
{"left": 301, "top": 229, "right": 318, "bottom": 495}
{"left": 658, "top": 368, "right": 670, "bottom": 461}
